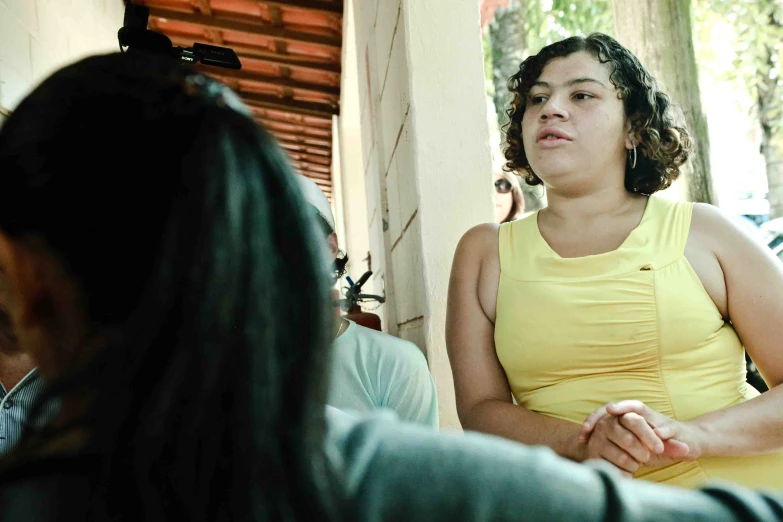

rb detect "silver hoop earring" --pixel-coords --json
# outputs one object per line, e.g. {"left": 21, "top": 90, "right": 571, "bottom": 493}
{"left": 629, "top": 146, "right": 637, "bottom": 169}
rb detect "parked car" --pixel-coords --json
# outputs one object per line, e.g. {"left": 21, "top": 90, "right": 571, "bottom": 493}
{"left": 761, "top": 218, "right": 783, "bottom": 262}
{"left": 728, "top": 214, "right": 783, "bottom": 262}
{"left": 730, "top": 214, "right": 769, "bottom": 245}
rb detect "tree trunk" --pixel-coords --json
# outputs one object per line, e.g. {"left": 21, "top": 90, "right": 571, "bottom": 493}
{"left": 488, "top": 1, "right": 545, "bottom": 211}
{"left": 612, "top": 0, "right": 716, "bottom": 204}
{"left": 759, "top": 71, "right": 783, "bottom": 221}
{"left": 488, "top": 1, "right": 527, "bottom": 130}
{"left": 762, "top": 135, "right": 783, "bottom": 220}
{"left": 758, "top": 8, "right": 783, "bottom": 219}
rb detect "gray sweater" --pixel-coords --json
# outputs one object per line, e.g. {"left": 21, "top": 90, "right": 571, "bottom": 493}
{"left": 326, "top": 408, "right": 783, "bottom": 522}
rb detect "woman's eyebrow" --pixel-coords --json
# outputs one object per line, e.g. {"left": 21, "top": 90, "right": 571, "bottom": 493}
{"left": 567, "top": 77, "right": 607, "bottom": 88}
{"left": 530, "top": 77, "right": 607, "bottom": 89}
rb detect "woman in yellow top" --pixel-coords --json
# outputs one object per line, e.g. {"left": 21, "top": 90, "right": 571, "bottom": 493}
{"left": 446, "top": 33, "right": 783, "bottom": 489}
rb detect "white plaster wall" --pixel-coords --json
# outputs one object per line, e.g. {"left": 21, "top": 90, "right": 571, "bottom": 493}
{"left": 336, "top": 0, "right": 372, "bottom": 294}
{"left": 350, "top": 0, "right": 408, "bottom": 335}
{"left": 401, "top": 0, "right": 494, "bottom": 428}
{"left": 331, "top": 116, "right": 347, "bottom": 245}
{"left": 0, "top": 0, "right": 124, "bottom": 112}
{"left": 373, "top": 0, "right": 419, "bottom": 342}
{"left": 344, "top": 0, "right": 494, "bottom": 427}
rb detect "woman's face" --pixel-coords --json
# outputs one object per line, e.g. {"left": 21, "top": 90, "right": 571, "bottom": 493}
{"left": 521, "top": 51, "right": 631, "bottom": 192}
{"left": 493, "top": 172, "right": 513, "bottom": 224}
{"left": 0, "top": 235, "right": 93, "bottom": 380}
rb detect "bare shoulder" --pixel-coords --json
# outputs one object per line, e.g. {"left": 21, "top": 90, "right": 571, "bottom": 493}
{"left": 449, "top": 223, "right": 504, "bottom": 325}
{"left": 689, "top": 203, "right": 779, "bottom": 271}
{"left": 354, "top": 325, "right": 429, "bottom": 368}
{"left": 454, "top": 223, "right": 501, "bottom": 264}
{"left": 690, "top": 202, "right": 766, "bottom": 257}
{"left": 690, "top": 202, "right": 729, "bottom": 236}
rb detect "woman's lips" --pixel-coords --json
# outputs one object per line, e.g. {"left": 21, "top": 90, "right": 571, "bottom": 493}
{"left": 536, "top": 136, "right": 571, "bottom": 148}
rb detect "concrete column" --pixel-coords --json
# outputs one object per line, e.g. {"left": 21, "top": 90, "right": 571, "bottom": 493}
{"left": 336, "top": 0, "right": 372, "bottom": 288}
{"left": 399, "top": 0, "right": 494, "bottom": 428}
{"left": 343, "top": 0, "right": 494, "bottom": 428}
{"left": 331, "top": 117, "right": 347, "bottom": 246}
{"left": 0, "top": 0, "right": 124, "bottom": 111}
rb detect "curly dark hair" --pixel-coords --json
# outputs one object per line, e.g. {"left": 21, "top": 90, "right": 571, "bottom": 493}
{"left": 503, "top": 33, "right": 692, "bottom": 195}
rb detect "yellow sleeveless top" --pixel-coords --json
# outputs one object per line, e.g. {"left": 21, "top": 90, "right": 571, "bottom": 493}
{"left": 495, "top": 196, "right": 783, "bottom": 488}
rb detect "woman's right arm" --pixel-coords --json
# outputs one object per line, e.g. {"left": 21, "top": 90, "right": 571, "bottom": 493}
{"left": 445, "top": 224, "right": 586, "bottom": 461}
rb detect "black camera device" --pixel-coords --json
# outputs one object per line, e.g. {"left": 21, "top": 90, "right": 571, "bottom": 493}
{"left": 118, "top": 4, "right": 241, "bottom": 70}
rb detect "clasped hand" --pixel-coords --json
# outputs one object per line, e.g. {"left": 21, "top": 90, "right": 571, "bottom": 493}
{"left": 577, "top": 400, "right": 700, "bottom": 477}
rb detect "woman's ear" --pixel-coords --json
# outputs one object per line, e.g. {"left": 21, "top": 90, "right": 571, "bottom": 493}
{"left": 0, "top": 232, "right": 46, "bottom": 330}
{"left": 326, "top": 232, "right": 339, "bottom": 260}
{"left": 625, "top": 118, "right": 639, "bottom": 150}
{"left": 0, "top": 232, "right": 91, "bottom": 377}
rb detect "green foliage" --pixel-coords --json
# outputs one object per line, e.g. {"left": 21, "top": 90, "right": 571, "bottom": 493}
{"left": 695, "top": 0, "right": 783, "bottom": 138}
{"left": 482, "top": 30, "right": 496, "bottom": 97}
{"left": 524, "top": 0, "right": 614, "bottom": 54}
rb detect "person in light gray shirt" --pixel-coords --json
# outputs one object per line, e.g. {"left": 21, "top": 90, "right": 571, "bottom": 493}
{"left": 326, "top": 407, "right": 783, "bottom": 522}
{"left": 298, "top": 176, "right": 439, "bottom": 428}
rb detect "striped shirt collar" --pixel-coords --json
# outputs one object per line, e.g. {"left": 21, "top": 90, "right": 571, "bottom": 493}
{"left": 0, "top": 369, "right": 57, "bottom": 455}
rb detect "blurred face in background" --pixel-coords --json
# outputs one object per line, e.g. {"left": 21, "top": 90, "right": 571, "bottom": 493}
{"left": 493, "top": 172, "right": 514, "bottom": 224}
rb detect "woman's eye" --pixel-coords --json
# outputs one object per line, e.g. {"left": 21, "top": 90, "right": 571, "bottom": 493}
{"left": 573, "top": 92, "right": 594, "bottom": 101}
{"left": 530, "top": 95, "right": 547, "bottom": 105}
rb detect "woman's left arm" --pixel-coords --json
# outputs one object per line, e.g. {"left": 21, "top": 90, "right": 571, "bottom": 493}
{"left": 682, "top": 203, "right": 783, "bottom": 457}
{"left": 581, "top": 204, "right": 783, "bottom": 460}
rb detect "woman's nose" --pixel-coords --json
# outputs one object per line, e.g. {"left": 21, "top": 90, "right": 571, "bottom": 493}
{"left": 539, "top": 95, "right": 568, "bottom": 121}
